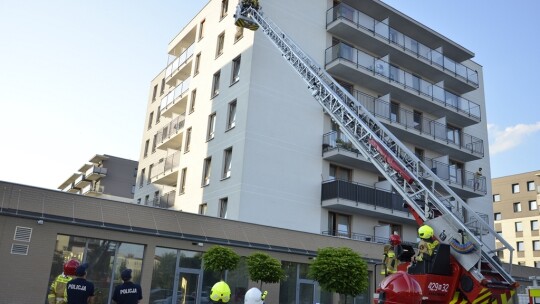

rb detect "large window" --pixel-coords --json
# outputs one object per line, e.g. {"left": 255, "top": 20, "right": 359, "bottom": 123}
{"left": 329, "top": 212, "right": 351, "bottom": 237}
{"left": 329, "top": 164, "right": 352, "bottom": 181}
{"left": 48, "top": 235, "right": 144, "bottom": 304}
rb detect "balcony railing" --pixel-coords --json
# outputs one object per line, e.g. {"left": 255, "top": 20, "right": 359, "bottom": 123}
{"left": 156, "top": 114, "right": 185, "bottom": 145}
{"left": 322, "top": 230, "right": 417, "bottom": 247}
{"left": 322, "top": 132, "right": 486, "bottom": 194}
{"left": 165, "top": 43, "right": 195, "bottom": 79}
{"left": 152, "top": 190, "right": 176, "bottom": 209}
{"left": 85, "top": 166, "right": 107, "bottom": 177}
{"left": 322, "top": 179, "right": 407, "bottom": 212}
{"left": 352, "top": 91, "right": 484, "bottom": 156}
{"left": 151, "top": 153, "right": 180, "bottom": 180}
{"left": 160, "top": 77, "right": 191, "bottom": 113}
{"left": 325, "top": 42, "right": 481, "bottom": 120}
{"left": 326, "top": 3, "right": 479, "bottom": 87}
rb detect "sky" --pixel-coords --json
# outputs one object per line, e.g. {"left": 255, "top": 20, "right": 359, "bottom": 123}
{"left": 1, "top": 1, "right": 539, "bottom": 190}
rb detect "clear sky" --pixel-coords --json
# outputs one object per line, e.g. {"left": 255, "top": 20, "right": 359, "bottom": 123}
{"left": 1, "top": 0, "right": 539, "bottom": 190}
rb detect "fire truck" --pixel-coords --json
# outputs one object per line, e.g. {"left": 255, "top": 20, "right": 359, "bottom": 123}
{"left": 234, "top": 1, "right": 518, "bottom": 303}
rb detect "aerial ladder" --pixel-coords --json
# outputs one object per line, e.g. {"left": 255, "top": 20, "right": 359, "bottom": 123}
{"left": 235, "top": 2, "right": 517, "bottom": 303}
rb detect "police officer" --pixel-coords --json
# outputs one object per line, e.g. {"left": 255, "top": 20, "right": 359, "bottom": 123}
{"left": 209, "top": 281, "right": 231, "bottom": 303}
{"left": 65, "top": 263, "right": 95, "bottom": 304}
{"left": 112, "top": 269, "right": 142, "bottom": 304}
{"left": 48, "top": 259, "right": 80, "bottom": 304}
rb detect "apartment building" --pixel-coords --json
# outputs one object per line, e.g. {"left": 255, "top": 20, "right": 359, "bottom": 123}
{"left": 135, "top": 0, "right": 491, "bottom": 246}
{"left": 58, "top": 154, "right": 138, "bottom": 203}
{"left": 493, "top": 170, "right": 540, "bottom": 267}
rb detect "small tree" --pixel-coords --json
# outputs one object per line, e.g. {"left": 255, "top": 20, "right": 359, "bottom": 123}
{"left": 246, "top": 252, "right": 286, "bottom": 289}
{"left": 202, "top": 245, "right": 240, "bottom": 280}
{"left": 308, "top": 247, "right": 368, "bottom": 304}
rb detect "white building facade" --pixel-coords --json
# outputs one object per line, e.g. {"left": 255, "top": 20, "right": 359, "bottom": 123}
{"left": 135, "top": 0, "right": 491, "bottom": 245}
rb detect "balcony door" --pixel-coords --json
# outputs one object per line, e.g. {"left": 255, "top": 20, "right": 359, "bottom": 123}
{"left": 329, "top": 212, "right": 351, "bottom": 238}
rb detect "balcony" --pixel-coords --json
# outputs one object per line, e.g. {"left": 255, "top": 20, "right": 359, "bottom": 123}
{"left": 160, "top": 77, "right": 191, "bottom": 118}
{"left": 165, "top": 44, "right": 195, "bottom": 86}
{"left": 352, "top": 90, "right": 484, "bottom": 160}
{"left": 85, "top": 166, "right": 107, "bottom": 181}
{"left": 81, "top": 184, "right": 104, "bottom": 196}
{"left": 151, "top": 153, "right": 180, "bottom": 186}
{"left": 73, "top": 174, "right": 91, "bottom": 189}
{"left": 321, "top": 179, "right": 415, "bottom": 224}
{"left": 326, "top": 3, "right": 478, "bottom": 93}
{"left": 152, "top": 190, "right": 176, "bottom": 209}
{"left": 156, "top": 115, "right": 186, "bottom": 151}
{"left": 322, "top": 132, "right": 485, "bottom": 198}
{"left": 325, "top": 42, "right": 481, "bottom": 127}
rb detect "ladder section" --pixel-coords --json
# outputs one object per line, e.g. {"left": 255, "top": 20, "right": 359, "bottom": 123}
{"left": 234, "top": 5, "right": 515, "bottom": 287}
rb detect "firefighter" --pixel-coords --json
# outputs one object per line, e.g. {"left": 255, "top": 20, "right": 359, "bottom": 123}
{"left": 48, "top": 259, "right": 80, "bottom": 304}
{"left": 244, "top": 287, "right": 267, "bottom": 304}
{"left": 209, "top": 281, "right": 231, "bottom": 303}
{"left": 381, "top": 234, "right": 402, "bottom": 276}
{"left": 410, "top": 225, "right": 439, "bottom": 274}
{"left": 241, "top": 0, "right": 260, "bottom": 10}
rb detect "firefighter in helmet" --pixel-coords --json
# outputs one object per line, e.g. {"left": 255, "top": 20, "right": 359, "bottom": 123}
{"left": 210, "top": 281, "right": 231, "bottom": 303}
{"left": 381, "top": 234, "right": 402, "bottom": 276}
{"left": 48, "top": 259, "right": 80, "bottom": 304}
{"left": 409, "top": 225, "right": 439, "bottom": 274}
{"left": 244, "top": 287, "right": 267, "bottom": 304}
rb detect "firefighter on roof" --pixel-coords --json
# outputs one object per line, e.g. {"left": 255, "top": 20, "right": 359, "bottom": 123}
{"left": 48, "top": 259, "right": 80, "bottom": 304}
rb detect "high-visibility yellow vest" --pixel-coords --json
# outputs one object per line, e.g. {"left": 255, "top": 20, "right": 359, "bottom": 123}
{"left": 48, "top": 274, "right": 72, "bottom": 304}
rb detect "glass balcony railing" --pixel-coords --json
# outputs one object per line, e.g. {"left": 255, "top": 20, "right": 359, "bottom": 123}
{"left": 351, "top": 91, "right": 484, "bottom": 156}
{"left": 160, "top": 77, "right": 191, "bottom": 113}
{"left": 165, "top": 44, "right": 195, "bottom": 79}
{"left": 326, "top": 42, "right": 481, "bottom": 120}
{"left": 326, "top": 3, "right": 479, "bottom": 87}
{"left": 153, "top": 190, "right": 176, "bottom": 209}
{"left": 85, "top": 166, "right": 107, "bottom": 177}
{"left": 151, "top": 153, "right": 180, "bottom": 180}
{"left": 156, "top": 114, "right": 186, "bottom": 145}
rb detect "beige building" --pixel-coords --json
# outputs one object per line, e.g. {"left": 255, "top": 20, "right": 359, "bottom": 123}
{"left": 134, "top": 0, "right": 491, "bottom": 248}
{"left": 58, "top": 154, "right": 138, "bottom": 203}
{"left": 493, "top": 170, "right": 540, "bottom": 267}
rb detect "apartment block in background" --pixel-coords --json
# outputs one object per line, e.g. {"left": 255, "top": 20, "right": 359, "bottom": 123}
{"left": 135, "top": 0, "right": 491, "bottom": 246}
{"left": 492, "top": 170, "right": 540, "bottom": 267}
{"left": 59, "top": 154, "right": 138, "bottom": 203}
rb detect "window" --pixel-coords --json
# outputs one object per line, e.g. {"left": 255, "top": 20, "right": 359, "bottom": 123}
{"left": 144, "top": 140, "right": 149, "bottom": 158}
{"left": 494, "top": 212, "right": 501, "bottom": 220}
{"left": 148, "top": 164, "right": 154, "bottom": 184}
{"left": 514, "top": 202, "right": 522, "bottom": 212}
{"left": 137, "top": 198, "right": 141, "bottom": 204}
{"left": 152, "top": 133, "right": 158, "bottom": 153}
{"left": 517, "top": 241, "right": 524, "bottom": 251}
{"left": 160, "top": 78, "right": 165, "bottom": 95}
{"left": 207, "top": 113, "right": 216, "bottom": 140}
{"left": 231, "top": 56, "right": 241, "bottom": 84}
{"left": 199, "top": 203, "right": 207, "bottom": 215}
{"left": 512, "top": 183, "right": 520, "bottom": 193}
{"left": 156, "top": 107, "right": 161, "bottom": 124}
{"left": 493, "top": 194, "right": 501, "bottom": 202}
{"left": 528, "top": 181, "right": 536, "bottom": 191}
{"left": 216, "top": 32, "right": 225, "bottom": 57}
{"left": 198, "top": 19, "right": 205, "bottom": 40}
{"left": 189, "top": 89, "right": 196, "bottom": 113}
{"left": 329, "top": 164, "right": 352, "bottom": 181}
{"left": 212, "top": 71, "right": 220, "bottom": 97}
{"left": 180, "top": 168, "right": 187, "bottom": 194}
{"left": 534, "top": 240, "right": 540, "bottom": 251}
{"left": 515, "top": 221, "right": 523, "bottom": 232}
{"left": 145, "top": 195, "right": 150, "bottom": 205}
{"left": 220, "top": 0, "right": 228, "bottom": 19}
{"left": 234, "top": 26, "right": 244, "bottom": 42}
{"left": 329, "top": 212, "right": 351, "bottom": 238}
{"left": 222, "top": 147, "right": 233, "bottom": 178}
{"left": 194, "top": 53, "right": 201, "bottom": 75}
{"left": 219, "top": 197, "right": 228, "bottom": 218}
{"left": 390, "top": 102, "right": 399, "bottom": 122}
{"left": 531, "top": 220, "right": 539, "bottom": 231}
{"left": 227, "top": 100, "right": 237, "bottom": 129}
{"left": 154, "top": 191, "right": 160, "bottom": 205}
{"left": 152, "top": 84, "right": 158, "bottom": 101}
{"left": 530, "top": 200, "right": 538, "bottom": 211}
{"left": 447, "top": 125, "right": 461, "bottom": 145}
{"left": 148, "top": 111, "right": 154, "bottom": 129}
{"left": 413, "top": 110, "right": 422, "bottom": 131}
{"left": 184, "top": 128, "right": 192, "bottom": 152}
{"left": 139, "top": 169, "right": 145, "bottom": 187}
{"left": 202, "top": 157, "right": 212, "bottom": 186}
{"left": 414, "top": 147, "right": 424, "bottom": 161}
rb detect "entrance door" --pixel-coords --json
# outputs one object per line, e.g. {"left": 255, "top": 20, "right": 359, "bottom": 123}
{"left": 298, "top": 280, "right": 315, "bottom": 304}
{"left": 175, "top": 268, "right": 203, "bottom": 304}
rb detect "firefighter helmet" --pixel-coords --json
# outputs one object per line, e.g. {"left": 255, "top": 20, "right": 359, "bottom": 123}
{"left": 389, "top": 234, "right": 402, "bottom": 246}
{"left": 244, "top": 287, "right": 267, "bottom": 304}
{"left": 376, "top": 272, "right": 422, "bottom": 304}
{"left": 63, "top": 259, "right": 81, "bottom": 276}
{"left": 418, "top": 225, "right": 434, "bottom": 240}
{"left": 210, "top": 281, "right": 231, "bottom": 303}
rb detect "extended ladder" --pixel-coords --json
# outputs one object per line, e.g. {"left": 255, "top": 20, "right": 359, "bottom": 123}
{"left": 234, "top": 4, "right": 516, "bottom": 290}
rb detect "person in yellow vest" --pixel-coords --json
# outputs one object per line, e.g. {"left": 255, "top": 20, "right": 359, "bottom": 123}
{"left": 381, "top": 234, "right": 402, "bottom": 276}
{"left": 48, "top": 259, "right": 80, "bottom": 304}
{"left": 413, "top": 225, "right": 439, "bottom": 262}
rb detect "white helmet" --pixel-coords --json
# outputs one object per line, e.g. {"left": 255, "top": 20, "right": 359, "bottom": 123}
{"left": 244, "top": 287, "right": 267, "bottom": 304}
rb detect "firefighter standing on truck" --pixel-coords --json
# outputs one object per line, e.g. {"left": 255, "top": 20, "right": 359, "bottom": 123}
{"left": 413, "top": 225, "right": 439, "bottom": 264}
{"left": 48, "top": 259, "right": 80, "bottom": 304}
